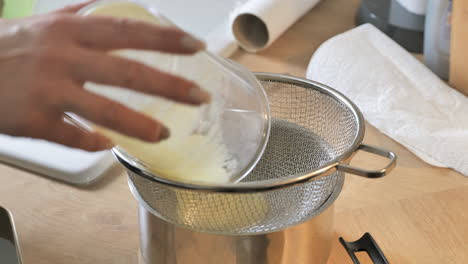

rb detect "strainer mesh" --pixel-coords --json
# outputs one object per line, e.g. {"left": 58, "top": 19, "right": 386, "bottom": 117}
{"left": 129, "top": 77, "right": 359, "bottom": 235}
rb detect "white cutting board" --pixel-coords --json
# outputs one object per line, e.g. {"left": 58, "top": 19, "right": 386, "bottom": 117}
{"left": 0, "top": 0, "right": 245, "bottom": 185}
{"left": 0, "top": 134, "right": 115, "bottom": 185}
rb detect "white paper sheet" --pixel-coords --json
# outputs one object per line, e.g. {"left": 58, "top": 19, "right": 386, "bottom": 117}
{"left": 307, "top": 24, "right": 468, "bottom": 176}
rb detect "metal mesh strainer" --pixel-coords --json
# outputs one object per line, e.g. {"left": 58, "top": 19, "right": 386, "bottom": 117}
{"left": 118, "top": 73, "right": 396, "bottom": 235}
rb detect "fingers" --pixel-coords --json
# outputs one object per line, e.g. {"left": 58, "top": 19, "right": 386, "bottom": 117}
{"left": 54, "top": 0, "right": 97, "bottom": 14}
{"left": 62, "top": 88, "right": 170, "bottom": 143}
{"left": 71, "top": 16, "right": 205, "bottom": 53}
{"left": 70, "top": 49, "right": 210, "bottom": 105}
{"left": 40, "top": 119, "right": 113, "bottom": 152}
{"left": 50, "top": 1, "right": 206, "bottom": 55}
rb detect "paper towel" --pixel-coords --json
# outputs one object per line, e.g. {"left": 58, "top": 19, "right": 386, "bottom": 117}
{"left": 230, "top": 0, "right": 320, "bottom": 52}
{"left": 307, "top": 24, "right": 468, "bottom": 176}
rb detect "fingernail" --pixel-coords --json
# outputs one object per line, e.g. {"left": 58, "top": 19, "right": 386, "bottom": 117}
{"left": 188, "top": 86, "right": 211, "bottom": 104}
{"left": 102, "top": 138, "right": 115, "bottom": 149}
{"left": 181, "top": 35, "right": 206, "bottom": 52}
{"left": 159, "top": 126, "right": 170, "bottom": 141}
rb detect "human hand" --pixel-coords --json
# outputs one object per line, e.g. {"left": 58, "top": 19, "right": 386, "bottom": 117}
{"left": 0, "top": 0, "right": 209, "bottom": 151}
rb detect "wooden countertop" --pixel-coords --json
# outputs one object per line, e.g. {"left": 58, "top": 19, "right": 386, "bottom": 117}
{"left": 1, "top": 0, "right": 467, "bottom": 263}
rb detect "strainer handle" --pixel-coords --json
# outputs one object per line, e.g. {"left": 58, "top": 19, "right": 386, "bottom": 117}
{"left": 337, "top": 144, "right": 397, "bottom": 178}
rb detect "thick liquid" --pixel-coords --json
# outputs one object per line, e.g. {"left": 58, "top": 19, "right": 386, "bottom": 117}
{"left": 94, "top": 100, "right": 232, "bottom": 184}
{"left": 82, "top": 2, "right": 160, "bottom": 24}
{"left": 83, "top": 2, "right": 233, "bottom": 184}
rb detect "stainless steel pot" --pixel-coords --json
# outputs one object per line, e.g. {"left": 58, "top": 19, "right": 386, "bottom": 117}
{"left": 137, "top": 201, "right": 335, "bottom": 264}
{"left": 135, "top": 200, "right": 389, "bottom": 264}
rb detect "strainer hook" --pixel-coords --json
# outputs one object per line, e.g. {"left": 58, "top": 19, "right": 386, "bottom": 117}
{"left": 337, "top": 144, "right": 396, "bottom": 178}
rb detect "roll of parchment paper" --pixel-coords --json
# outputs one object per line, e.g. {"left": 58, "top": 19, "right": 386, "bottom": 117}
{"left": 231, "top": 0, "right": 320, "bottom": 52}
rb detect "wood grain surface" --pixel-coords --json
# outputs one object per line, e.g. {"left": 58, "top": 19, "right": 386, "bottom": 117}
{"left": 0, "top": 0, "right": 467, "bottom": 263}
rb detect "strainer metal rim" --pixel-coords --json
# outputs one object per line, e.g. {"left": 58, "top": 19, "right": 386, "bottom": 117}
{"left": 114, "top": 73, "right": 365, "bottom": 192}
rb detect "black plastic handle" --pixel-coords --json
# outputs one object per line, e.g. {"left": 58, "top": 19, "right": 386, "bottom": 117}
{"left": 340, "top": 233, "right": 389, "bottom": 264}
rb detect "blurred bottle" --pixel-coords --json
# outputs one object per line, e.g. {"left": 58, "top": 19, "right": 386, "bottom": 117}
{"left": 356, "top": 0, "right": 427, "bottom": 53}
{"left": 424, "top": 0, "right": 452, "bottom": 80}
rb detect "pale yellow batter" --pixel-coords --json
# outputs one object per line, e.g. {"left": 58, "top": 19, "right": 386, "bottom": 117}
{"left": 83, "top": 1, "right": 233, "bottom": 184}
{"left": 81, "top": 1, "right": 161, "bottom": 24}
{"left": 94, "top": 101, "right": 232, "bottom": 184}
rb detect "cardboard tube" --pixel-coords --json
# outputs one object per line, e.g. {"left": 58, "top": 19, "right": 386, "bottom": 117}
{"left": 231, "top": 0, "right": 320, "bottom": 52}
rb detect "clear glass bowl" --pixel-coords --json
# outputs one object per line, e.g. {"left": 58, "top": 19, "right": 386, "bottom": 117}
{"left": 76, "top": 0, "right": 271, "bottom": 184}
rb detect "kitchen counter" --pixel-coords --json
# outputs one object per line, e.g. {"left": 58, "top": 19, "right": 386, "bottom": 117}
{"left": 1, "top": 0, "right": 467, "bottom": 263}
